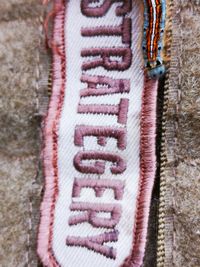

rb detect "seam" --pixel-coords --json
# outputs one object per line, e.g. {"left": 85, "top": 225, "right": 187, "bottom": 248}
{"left": 26, "top": 15, "right": 43, "bottom": 267}
{"left": 121, "top": 77, "right": 158, "bottom": 267}
{"left": 37, "top": 1, "right": 159, "bottom": 266}
{"left": 37, "top": 1, "right": 66, "bottom": 266}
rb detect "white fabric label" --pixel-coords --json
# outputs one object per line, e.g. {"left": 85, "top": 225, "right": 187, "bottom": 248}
{"left": 53, "top": 1, "right": 143, "bottom": 266}
{"left": 38, "top": 1, "right": 154, "bottom": 267}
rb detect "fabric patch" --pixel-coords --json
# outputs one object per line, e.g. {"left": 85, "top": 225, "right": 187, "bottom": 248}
{"left": 38, "top": 1, "right": 158, "bottom": 266}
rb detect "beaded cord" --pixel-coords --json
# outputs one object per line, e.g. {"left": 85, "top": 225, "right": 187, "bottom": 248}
{"left": 142, "top": 0, "right": 166, "bottom": 79}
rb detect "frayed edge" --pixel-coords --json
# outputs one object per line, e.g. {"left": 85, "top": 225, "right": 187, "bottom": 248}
{"left": 37, "top": 1, "right": 66, "bottom": 267}
{"left": 43, "top": 0, "right": 65, "bottom": 58}
{"left": 122, "top": 77, "right": 158, "bottom": 267}
{"left": 38, "top": 1, "right": 157, "bottom": 266}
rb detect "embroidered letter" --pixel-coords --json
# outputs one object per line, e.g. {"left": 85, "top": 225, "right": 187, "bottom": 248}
{"left": 72, "top": 178, "right": 125, "bottom": 200}
{"left": 81, "top": 0, "right": 132, "bottom": 17}
{"left": 80, "top": 75, "right": 130, "bottom": 97}
{"left": 74, "top": 151, "right": 126, "bottom": 174}
{"left": 68, "top": 202, "right": 122, "bottom": 228}
{"left": 66, "top": 230, "right": 119, "bottom": 259}
{"left": 74, "top": 125, "right": 127, "bottom": 150}
{"left": 78, "top": 99, "right": 129, "bottom": 125}
{"left": 81, "top": 48, "right": 132, "bottom": 71}
{"left": 81, "top": 18, "right": 132, "bottom": 45}
{"left": 37, "top": 0, "right": 155, "bottom": 265}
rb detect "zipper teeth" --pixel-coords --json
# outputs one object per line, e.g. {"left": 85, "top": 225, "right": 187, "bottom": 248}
{"left": 47, "top": 63, "right": 53, "bottom": 97}
{"left": 156, "top": 81, "right": 168, "bottom": 267}
{"left": 157, "top": 1, "right": 173, "bottom": 266}
{"left": 46, "top": 2, "right": 173, "bottom": 265}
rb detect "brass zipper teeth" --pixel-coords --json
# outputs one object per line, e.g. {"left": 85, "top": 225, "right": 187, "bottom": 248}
{"left": 157, "top": 1, "right": 173, "bottom": 266}
{"left": 45, "top": 2, "right": 174, "bottom": 265}
{"left": 156, "top": 81, "right": 168, "bottom": 267}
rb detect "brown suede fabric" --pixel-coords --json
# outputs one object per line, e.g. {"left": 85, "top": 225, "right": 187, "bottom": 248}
{"left": 0, "top": 1, "right": 46, "bottom": 266}
{"left": 0, "top": 1, "right": 200, "bottom": 267}
{"left": 164, "top": 1, "right": 200, "bottom": 266}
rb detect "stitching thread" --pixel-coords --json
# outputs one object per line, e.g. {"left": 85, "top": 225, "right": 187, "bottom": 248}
{"left": 74, "top": 151, "right": 126, "bottom": 175}
{"left": 37, "top": 1, "right": 66, "bottom": 266}
{"left": 80, "top": 75, "right": 130, "bottom": 97}
{"left": 81, "top": 0, "right": 132, "bottom": 17}
{"left": 81, "top": 47, "right": 132, "bottom": 71}
{"left": 68, "top": 202, "right": 122, "bottom": 228}
{"left": 74, "top": 125, "right": 127, "bottom": 150}
{"left": 38, "top": 1, "right": 158, "bottom": 266}
{"left": 78, "top": 99, "right": 129, "bottom": 125}
{"left": 81, "top": 17, "right": 131, "bottom": 44}
{"left": 121, "top": 77, "right": 158, "bottom": 267}
{"left": 72, "top": 178, "right": 125, "bottom": 200}
{"left": 66, "top": 230, "right": 119, "bottom": 259}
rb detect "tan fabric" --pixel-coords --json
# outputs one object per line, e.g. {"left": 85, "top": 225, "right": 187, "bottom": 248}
{"left": 0, "top": 1, "right": 47, "bottom": 266}
{"left": 0, "top": 1, "right": 200, "bottom": 266}
{"left": 164, "top": 1, "right": 200, "bottom": 266}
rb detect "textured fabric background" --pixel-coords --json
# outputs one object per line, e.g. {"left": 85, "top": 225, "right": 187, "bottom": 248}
{"left": 0, "top": 1, "right": 47, "bottom": 266}
{"left": 0, "top": 1, "right": 200, "bottom": 267}
{"left": 164, "top": 1, "right": 200, "bottom": 266}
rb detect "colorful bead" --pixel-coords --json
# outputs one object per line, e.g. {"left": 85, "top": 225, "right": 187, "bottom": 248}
{"left": 142, "top": 0, "right": 166, "bottom": 79}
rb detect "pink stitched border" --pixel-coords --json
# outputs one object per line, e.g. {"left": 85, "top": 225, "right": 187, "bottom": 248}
{"left": 37, "top": 0, "right": 66, "bottom": 266}
{"left": 122, "top": 77, "right": 158, "bottom": 267}
{"left": 37, "top": 1, "right": 158, "bottom": 266}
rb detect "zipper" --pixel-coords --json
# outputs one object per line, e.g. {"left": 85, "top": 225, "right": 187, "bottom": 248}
{"left": 44, "top": 1, "right": 174, "bottom": 266}
{"left": 156, "top": 1, "right": 173, "bottom": 266}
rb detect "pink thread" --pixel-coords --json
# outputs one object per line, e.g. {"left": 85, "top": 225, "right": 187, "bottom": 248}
{"left": 37, "top": 1, "right": 66, "bottom": 267}
{"left": 38, "top": 1, "right": 157, "bottom": 266}
{"left": 66, "top": 230, "right": 119, "bottom": 259}
{"left": 81, "top": 0, "right": 132, "bottom": 17}
{"left": 72, "top": 178, "right": 125, "bottom": 200}
{"left": 118, "top": 99, "right": 129, "bottom": 125}
{"left": 121, "top": 77, "right": 158, "bottom": 267}
{"left": 74, "top": 151, "right": 126, "bottom": 175}
{"left": 43, "top": 0, "right": 65, "bottom": 57}
{"left": 74, "top": 125, "right": 127, "bottom": 150}
{"left": 81, "top": 18, "right": 131, "bottom": 45}
{"left": 68, "top": 202, "right": 122, "bottom": 228}
{"left": 78, "top": 98, "right": 129, "bottom": 125}
{"left": 80, "top": 75, "right": 130, "bottom": 97}
{"left": 81, "top": 48, "right": 132, "bottom": 71}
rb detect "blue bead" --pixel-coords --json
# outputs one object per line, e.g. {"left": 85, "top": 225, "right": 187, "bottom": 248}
{"left": 147, "top": 64, "right": 166, "bottom": 79}
{"left": 142, "top": 0, "right": 166, "bottom": 79}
